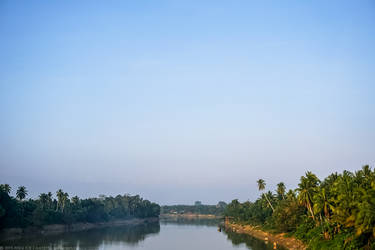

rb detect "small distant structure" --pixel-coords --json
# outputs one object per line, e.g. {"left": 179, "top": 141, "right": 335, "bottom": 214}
{"left": 194, "top": 201, "right": 202, "bottom": 206}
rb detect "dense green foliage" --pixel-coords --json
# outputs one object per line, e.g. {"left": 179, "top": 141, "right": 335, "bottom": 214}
{"left": 161, "top": 217, "right": 221, "bottom": 226}
{"left": 224, "top": 165, "right": 375, "bottom": 249}
{"left": 161, "top": 201, "right": 227, "bottom": 216}
{"left": 0, "top": 186, "right": 160, "bottom": 229}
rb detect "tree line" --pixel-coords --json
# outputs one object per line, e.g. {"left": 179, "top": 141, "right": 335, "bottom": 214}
{"left": 0, "top": 186, "right": 160, "bottom": 229}
{"left": 161, "top": 201, "right": 227, "bottom": 216}
{"left": 224, "top": 165, "right": 375, "bottom": 249}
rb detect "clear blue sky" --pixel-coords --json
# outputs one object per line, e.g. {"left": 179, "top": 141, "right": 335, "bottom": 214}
{"left": 1, "top": 1, "right": 374, "bottom": 204}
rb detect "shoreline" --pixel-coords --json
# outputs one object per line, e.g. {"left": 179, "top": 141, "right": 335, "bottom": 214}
{"left": 0, "top": 217, "right": 159, "bottom": 242}
{"left": 224, "top": 221, "right": 306, "bottom": 250}
{"left": 160, "top": 213, "right": 222, "bottom": 219}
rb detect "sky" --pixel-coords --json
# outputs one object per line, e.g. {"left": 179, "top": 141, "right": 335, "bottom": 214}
{"left": 0, "top": 1, "right": 374, "bottom": 205}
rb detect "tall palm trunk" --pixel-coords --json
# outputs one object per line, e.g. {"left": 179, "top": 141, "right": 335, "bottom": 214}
{"left": 324, "top": 205, "right": 330, "bottom": 221}
{"left": 307, "top": 201, "right": 315, "bottom": 221}
{"left": 62, "top": 199, "right": 66, "bottom": 212}
{"left": 263, "top": 193, "right": 275, "bottom": 212}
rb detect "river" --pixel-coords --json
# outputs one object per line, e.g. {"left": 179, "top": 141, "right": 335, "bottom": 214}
{"left": 0, "top": 218, "right": 282, "bottom": 250}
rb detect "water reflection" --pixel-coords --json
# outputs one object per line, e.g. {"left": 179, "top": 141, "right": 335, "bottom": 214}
{"left": 1, "top": 219, "right": 286, "bottom": 250}
{"left": 222, "top": 227, "right": 286, "bottom": 250}
{"left": 0, "top": 222, "right": 160, "bottom": 248}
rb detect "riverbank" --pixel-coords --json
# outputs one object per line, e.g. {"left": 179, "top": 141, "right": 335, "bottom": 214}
{"left": 224, "top": 221, "right": 306, "bottom": 250}
{"left": 0, "top": 217, "right": 159, "bottom": 241}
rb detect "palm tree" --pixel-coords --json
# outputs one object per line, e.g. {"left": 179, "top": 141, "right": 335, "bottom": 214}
{"left": 47, "top": 192, "right": 53, "bottom": 208}
{"left": 330, "top": 171, "right": 356, "bottom": 226}
{"left": 312, "top": 187, "right": 333, "bottom": 240}
{"left": 71, "top": 196, "right": 80, "bottom": 207}
{"left": 62, "top": 192, "right": 69, "bottom": 212}
{"left": 257, "top": 179, "right": 274, "bottom": 211}
{"left": 277, "top": 182, "right": 286, "bottom": 200}
{"left": 129, "top": 195, "right": 141, "bottom": 215}
{"left": 16, "top": 186, "right": 28, "bottom": 201}
{"left": 286, "top": 189, "right": 297, "bottom": 201}
{"left": 0, "top": 184, "right": 11, "bottom": 194}
{"left": 362, "top": 165, "right": 371, "bottom": 176}
{"left": 39, "top": 193, "right": 49, "bottom": 209}
{"left": 257, "top": 179, "right": 266, "bottom": 190}
{"left": 313, "top": 188, "right": 332, "bottom": 221}
{"left": 56, "top": 189, "right": 64, "bottom": 211}
{"left": 296, "top": 172, "right": 320, "bottom": 221}
{"left": 354, "top": 185, "right": 375, "bottom": 238}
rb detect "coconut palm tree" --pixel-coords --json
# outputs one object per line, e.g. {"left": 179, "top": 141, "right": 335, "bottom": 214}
{"left": 286, "top": 189, "right": 297, "bottom": 201}
{"left": 39, "top": 193, "right": 49, "bottom": 209}
{"left": 329, "top": 171, "right": 356, "bottom": 227}
{"left": 257, "top": 179, "right": 266, "bottom": 190}
{"left": 354, "top": 185, "right": 375, "bottom": 238}
{"left": 277, "top": 182, "right": 286, "bottom": 200}
{"left": 62, "top": 192, "right": 69, "bottom": 212}
{"left": 47, "top": 192, "right": 53, "bottom": 208}
{"left": 257, "top": 179, "right": 274, "bottom": 211}
{"left": 0, "top": 184, "right": 11, "bottom": 194}
{"left": 16, "top": 186, "right": 28, "bottom": 201}
{"left": 313, "top": 188, "right": 332, "bottom": 221}
{"left": 71, "top": 196, "right": 80, "bottom": 208}
{"left": 56, "top": 189, "right": 64, "bottom": 211}
{"left": 296, "top": 172, "right": 320, "bottom": 221}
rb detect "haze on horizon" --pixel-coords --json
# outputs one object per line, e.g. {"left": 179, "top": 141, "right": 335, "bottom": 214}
{"left": 0, "top": 1, "right": 374, "bottom": 205}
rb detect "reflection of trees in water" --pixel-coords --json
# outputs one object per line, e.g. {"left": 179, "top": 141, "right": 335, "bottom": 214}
{"left": 161, "top": 217, "right": 221, "bottom": 226}
{"left": 222, "top": 228, "right": 286, "bottom": 250}
{"left": 1, "top": 222, "right": 160, "bottom": 249}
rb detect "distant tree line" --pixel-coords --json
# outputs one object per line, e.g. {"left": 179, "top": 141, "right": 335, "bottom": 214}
{"left": 161, "top": 201, "right": 227, "bottom": 216}
{"left": 224, "top": 165, "right": 375, "bottom": 249}
{"left": 0, "top": 186, "right": 160, "bottom": 229}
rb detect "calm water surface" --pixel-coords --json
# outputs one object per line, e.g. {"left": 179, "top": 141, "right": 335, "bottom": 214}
{"left": 1, "top": 218, "right": 281, "bottom": 250}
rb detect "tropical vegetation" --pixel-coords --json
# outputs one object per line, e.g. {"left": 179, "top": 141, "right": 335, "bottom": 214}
{"left": 0, "top": 186, "right": 160, "bottom": 229}
{"left": 224, "top": 165, "right": 375, "bottom": 249}
{"left": 161, "top": 201, "right": 227, "bottom": 216}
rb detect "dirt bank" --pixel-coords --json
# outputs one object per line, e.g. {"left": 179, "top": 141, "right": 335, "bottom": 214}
{"left": 0, "top": 217, "right": 159, "bottom": 241}
{"left": 225, "top": 221, "right": 306, "bottom": 250}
